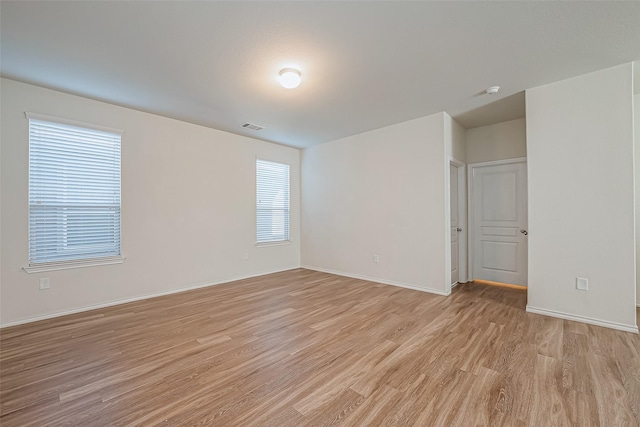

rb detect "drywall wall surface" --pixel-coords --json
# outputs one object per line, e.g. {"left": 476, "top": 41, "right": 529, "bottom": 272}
{"left": 526, "top": 63, "right": 637, "bottom": 330}
{"left": 466, "top": 118, "right": 526, "bottom": 164}
{"left": 450, "top": 116, "right": 466, "bottom": 163}
{"left": 633, "top": 93, "right": 640, "bottom": 307}
{"left": 0, "top": 78, "right": 301, "bottom": 325}
{"left": 301, "top": 112, "right": 449, "bottom": 294}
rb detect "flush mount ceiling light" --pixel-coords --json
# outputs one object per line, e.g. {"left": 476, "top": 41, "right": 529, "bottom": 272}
{"left": 279, "top": 68, "right": 301, "bottom": 89}
{"left": 485, "top": 86, "right": 500, "bottom": 95}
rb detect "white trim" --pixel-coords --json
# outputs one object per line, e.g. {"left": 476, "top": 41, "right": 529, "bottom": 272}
{"left": 467, "top": 157, "right": 527, "bottom": 169}
{"left": 1, "top": 266, "right": 299, "bottom": 328}
{"left": 526, "top": 305, "right": 639, "bottom": 334}
{"left": 255, "top": 240, "right": 292, "bottom": 248}
{"left": 23, "top": 256, "right": 125, "bottom": 273}
{"left": 467, "top": 158, "right": 527, "bottom": 285}
{"left": 301, "top": 265, "right": 451, "bottom": 297}
{"left": 25, "top": 111, "right": 124, "bottom": 135}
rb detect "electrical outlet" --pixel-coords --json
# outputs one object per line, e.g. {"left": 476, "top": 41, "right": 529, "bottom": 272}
{"left": 373, "top": 254, "right": 380, "bottom": 263}
{"left": 243, "top": 252, "right": 249, "bottom": 260}
{"left": 39, "top": 278, "right": 50, "bottom": 290}
{"left": 576, "top": 277, "right": 588, "bottom": 291}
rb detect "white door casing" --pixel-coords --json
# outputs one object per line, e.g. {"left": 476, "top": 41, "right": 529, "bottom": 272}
{"left": 469, "top": 159, "right": 527, "bottom": 286}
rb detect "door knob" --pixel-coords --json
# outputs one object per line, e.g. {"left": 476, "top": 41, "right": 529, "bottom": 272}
{"left": 520, "top": 229, "right": 528, "bottom": 235}
{"left": 457, "top": 227, "right": 462, "bottom": 232}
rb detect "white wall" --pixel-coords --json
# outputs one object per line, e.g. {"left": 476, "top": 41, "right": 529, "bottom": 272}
{"left": 526, "top": 64, "right": 637, "bottom": 332}
{"left": 449, "top": 117, "right": 466, "bottom": 163}
{"left": 0, "top": 78, "right": 301, "bottom": 326}
{"left": 466, "top": 118, "right": 526, "bottom": 164}
{"left": 635, "top": 93, "right": 640, "bottom": 307}
{"left": 301, "top": 112, "right": 450, "bottom": 295}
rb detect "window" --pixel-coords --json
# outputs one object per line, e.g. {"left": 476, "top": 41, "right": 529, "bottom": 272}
{"left": 26, "top": 113, "right": 122, "bottom": 270}
{"left": 256, "top": 159, "right": 290, "bottom": 244}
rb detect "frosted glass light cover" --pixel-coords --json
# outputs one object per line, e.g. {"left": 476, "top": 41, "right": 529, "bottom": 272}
{"left": 279, "top": 68, "right": 301, "bottom": 89}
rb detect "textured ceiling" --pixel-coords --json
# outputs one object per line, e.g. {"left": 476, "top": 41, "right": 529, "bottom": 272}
{"left": 2, "top": 1, "right": 640, "bottom": 148}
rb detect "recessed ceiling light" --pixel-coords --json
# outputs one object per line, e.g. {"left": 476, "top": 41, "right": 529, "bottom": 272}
{"left": 279, "top": 68, "right": 301, "bottom": 89}
{"left": 485, "top": 86, "right": 500, "bottom": 95}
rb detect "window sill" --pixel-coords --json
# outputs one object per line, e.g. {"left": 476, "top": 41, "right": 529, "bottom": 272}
{"left": 23, "top": 256, "right": 125, "bottom": 273}
{"left": 255, "top": 240, "right": 292, "bottom": 248}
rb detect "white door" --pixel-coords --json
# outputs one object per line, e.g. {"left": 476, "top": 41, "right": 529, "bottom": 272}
{"left": 471, "top": 161, "right": 527, "bottom": 286}
{"left": 450, "top": 164, "right": 460, "bottom": 285}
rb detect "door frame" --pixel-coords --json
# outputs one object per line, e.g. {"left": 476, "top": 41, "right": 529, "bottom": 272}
{"left": 467, "top": 157, "right": 527, "bottom": 284}
{"left": 448, "top": 158, "right": 467, "bottom": 289}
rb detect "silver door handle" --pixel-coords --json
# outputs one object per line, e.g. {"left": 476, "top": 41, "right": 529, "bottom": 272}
{"left": 457, "top": 228, "right": 462, "bottom": 232}
{"left": 520, "top": 229, "right": 528, "bottom": 235}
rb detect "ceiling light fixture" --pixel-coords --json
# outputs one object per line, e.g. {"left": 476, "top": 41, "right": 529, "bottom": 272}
{"left": 279, "top": 68, "right": 301, "bottom": 89}
{"left": 485, "top": 86, "right": 500, "bottom": 95}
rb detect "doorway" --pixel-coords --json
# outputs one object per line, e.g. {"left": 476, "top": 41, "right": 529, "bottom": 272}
{"left": 450, "top": 160, "right": 466, "bottom": 287}
{"left": 468, "top": 158, "right": 528, "bottom": 287}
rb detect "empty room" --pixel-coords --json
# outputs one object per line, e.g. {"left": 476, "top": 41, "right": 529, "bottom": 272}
{"left": 1, "top": 1, "right": 640, "bottom": 426}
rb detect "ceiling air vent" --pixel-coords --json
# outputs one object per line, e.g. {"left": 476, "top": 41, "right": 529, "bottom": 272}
{"left": 241, "top": 122, "right": 264, "bottom": 131}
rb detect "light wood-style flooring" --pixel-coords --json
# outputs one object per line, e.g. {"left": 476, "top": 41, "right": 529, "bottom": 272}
{"left": 1, "top": 268, "right": 639, "bottom": 426}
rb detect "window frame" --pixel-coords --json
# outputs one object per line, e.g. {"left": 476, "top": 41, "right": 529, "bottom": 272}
{"left": 23, "top": 112, "right": 125, "bottom": 273}
{"left": 256, "top": 158, "right": 291, "bottom": 246}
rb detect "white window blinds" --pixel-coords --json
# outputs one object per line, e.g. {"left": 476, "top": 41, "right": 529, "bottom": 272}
{"left": 28, "top": 114, "right": 122, "bottom": 266}
{"left": 256, "top": 159, "right": 290, "bottom": 244}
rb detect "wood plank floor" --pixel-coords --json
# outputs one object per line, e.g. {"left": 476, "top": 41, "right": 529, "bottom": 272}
{"left": 1, "top": 268, "right": 639, "bottom": 426}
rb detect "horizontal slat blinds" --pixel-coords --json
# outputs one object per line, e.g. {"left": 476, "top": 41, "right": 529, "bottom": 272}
{"left": 256, "top": 159, "right": 290, "bottom": 244}
{"left": 28, "top": 116, "right": 122, "bottom": 265}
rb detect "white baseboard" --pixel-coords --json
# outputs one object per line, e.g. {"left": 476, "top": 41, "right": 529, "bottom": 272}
{"left": 526, "top": 305, "right": 639, "bottom": 334}
{"left": 0, "top": 266, "right": 300, "bottom": 329}
{"left": 300, "top": 265, "right": 450, "bottom": 297}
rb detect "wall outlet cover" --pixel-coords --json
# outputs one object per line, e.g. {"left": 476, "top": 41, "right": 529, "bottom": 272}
{"left": 576, "top": 277, "right": 588, "bottom": 291}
